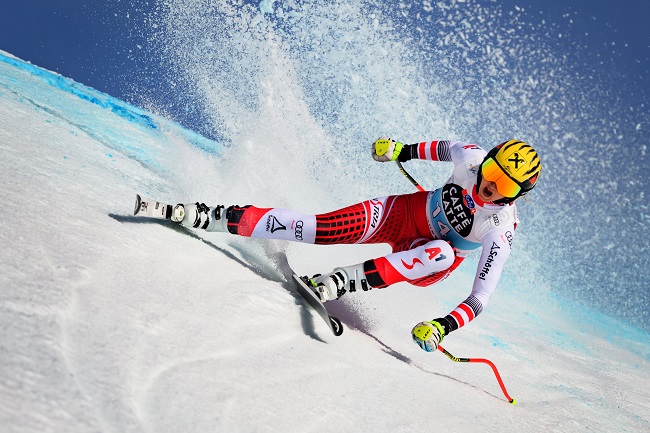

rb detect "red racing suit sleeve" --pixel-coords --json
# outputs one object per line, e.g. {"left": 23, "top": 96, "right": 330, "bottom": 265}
{"left": 398, "top": 140, "right": 454, "bottom": 162}
{"left": 434, "top": 227, "right": 513, "bottom": 334}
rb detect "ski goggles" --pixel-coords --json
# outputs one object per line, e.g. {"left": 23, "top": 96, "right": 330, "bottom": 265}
{"left": 480, "top": 157, "right": 522, "bottom": 198}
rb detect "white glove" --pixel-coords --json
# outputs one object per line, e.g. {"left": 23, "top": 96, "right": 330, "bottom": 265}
{"left": 372, "top": 137, "right": 404, "bottom": 162}
{"left": 412, "top": 321, "right": 445, "bottom": 352}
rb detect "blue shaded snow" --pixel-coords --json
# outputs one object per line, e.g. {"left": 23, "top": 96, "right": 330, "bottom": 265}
{"left": 0, "top": 50, "right": 222, "bottom": 157}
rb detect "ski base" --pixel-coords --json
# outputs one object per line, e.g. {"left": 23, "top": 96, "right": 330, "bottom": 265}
{"left": 292, "top": 274, "right": 343, "bottom": 336}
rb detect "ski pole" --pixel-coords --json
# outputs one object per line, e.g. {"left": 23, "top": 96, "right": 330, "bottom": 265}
{"left": 396, "top": 161, "right": 426, "bottom": 192}
{"left": 437, "top": 345, "right": 516, "bottom": 405}
{"left": 374, "top": 140, "right": 426, "bottom": 192}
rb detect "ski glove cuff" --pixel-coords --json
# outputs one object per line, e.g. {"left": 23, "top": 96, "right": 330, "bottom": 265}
{"left": 372, "top": 138, "right": 404, "bottom": 162}
{"left": 412, "top": 320, "right": 445, "bottom": 352}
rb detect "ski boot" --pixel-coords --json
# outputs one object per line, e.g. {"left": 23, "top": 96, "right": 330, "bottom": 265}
{"left": 307, "top": 263, "right": 370, "bottom": 302}
{"left": 171, "top": 202, "right": 227, "bottom": 232}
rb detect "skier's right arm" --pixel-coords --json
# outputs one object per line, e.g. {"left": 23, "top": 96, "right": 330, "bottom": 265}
{"left": 372, "top": 138, "right": 455, "bottom": 163}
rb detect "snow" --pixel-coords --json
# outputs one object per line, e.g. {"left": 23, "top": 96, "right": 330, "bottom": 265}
{"left": 1, "top": 50, "right": 649, "bottom": 433}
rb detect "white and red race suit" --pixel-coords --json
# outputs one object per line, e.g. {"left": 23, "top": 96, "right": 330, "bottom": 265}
{"left": 225, "top": 141, "right": 518, "bottom": 334}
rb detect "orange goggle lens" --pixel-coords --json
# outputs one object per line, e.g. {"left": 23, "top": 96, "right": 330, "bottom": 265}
{"left": 481, "top": 157, "right": 521, "bottom": 198}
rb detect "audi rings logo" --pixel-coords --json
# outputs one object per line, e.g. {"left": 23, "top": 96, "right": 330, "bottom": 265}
{"left": 294, "top": 220, "right": 304, "bottom": 241}
{"left": 505, "top": 231, "right": 513, "bottom": 248}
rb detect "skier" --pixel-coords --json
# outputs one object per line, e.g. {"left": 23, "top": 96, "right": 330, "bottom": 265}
{"left": 170, "top": 138, "right": 542, "bottom": 352}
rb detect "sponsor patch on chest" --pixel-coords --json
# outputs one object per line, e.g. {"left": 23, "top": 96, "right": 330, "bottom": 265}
{"left": 440, "top": 184, "right": 474, "bottom": 237}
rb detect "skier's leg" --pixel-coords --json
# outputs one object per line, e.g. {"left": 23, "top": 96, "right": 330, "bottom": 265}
{"left": 172, "top": 194, "right": 421, "bottom": 245}
{"left": 171, "top": 203, "right": 316, "bottom": 241}
{"left": 312, "top": 239, "right": 456, "bottom": 300}
{"left": 223, "top": 197, "right": 400, "bottom": 245}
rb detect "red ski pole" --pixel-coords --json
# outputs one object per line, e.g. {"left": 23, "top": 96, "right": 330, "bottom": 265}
{"left": 438, "top": 345, "right": 516, "bottom": 405}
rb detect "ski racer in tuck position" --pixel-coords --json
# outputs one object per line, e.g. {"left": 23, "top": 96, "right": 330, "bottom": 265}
{"left": 171, "top": 139, "right": 542, "bottom": 352}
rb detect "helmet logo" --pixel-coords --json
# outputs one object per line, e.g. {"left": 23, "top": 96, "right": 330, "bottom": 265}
{"left": 508, "top": 152, "right": 525, "bottom": 169}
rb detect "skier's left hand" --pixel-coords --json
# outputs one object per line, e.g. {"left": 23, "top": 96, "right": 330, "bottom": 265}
{"left": 412, "top": 321, "right": 445, "bottom": 352}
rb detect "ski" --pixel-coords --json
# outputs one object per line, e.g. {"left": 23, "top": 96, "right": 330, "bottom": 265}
{"left": 133, "top": 194, "right": 173, "bottom": 220}
{"left": 292, "top": 274, "right": 344, "bottom": 336}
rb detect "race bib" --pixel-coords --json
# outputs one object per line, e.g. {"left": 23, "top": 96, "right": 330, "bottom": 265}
{"left": 428, "top": 184, "right": 481, "bottom": 251}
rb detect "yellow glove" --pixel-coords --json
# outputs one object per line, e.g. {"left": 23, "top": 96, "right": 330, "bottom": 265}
{"left": 372, "top": 137, "right": 404, "bottom": 162}
{"left": 412, "top": 321, "right": 445, "bottom": 352}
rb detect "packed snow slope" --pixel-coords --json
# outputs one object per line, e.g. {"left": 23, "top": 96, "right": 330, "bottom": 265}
{"left": 1, "top": 50, "right": 649, "bottom": 433}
